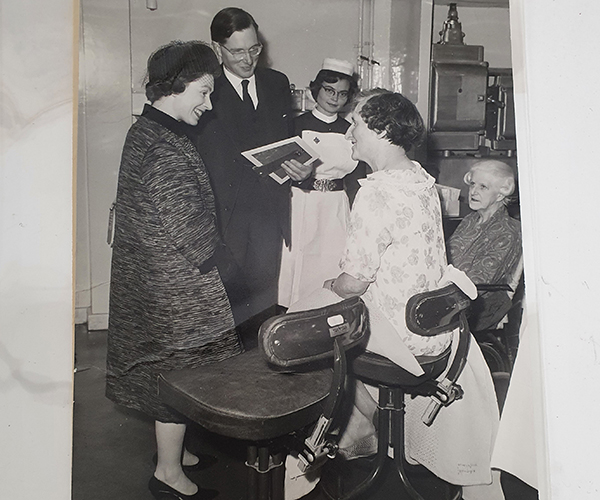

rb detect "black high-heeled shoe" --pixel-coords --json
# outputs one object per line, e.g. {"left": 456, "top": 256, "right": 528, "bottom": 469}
{"left": 152, "top": 452, "right": 218, "bottom": 472}
{"left": 148, "top": 476, "right": 218, "bottom": 500}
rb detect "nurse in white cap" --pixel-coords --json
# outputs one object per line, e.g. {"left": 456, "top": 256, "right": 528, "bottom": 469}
{"left": 278, "top": 59, "right": 365, "bottom": 308}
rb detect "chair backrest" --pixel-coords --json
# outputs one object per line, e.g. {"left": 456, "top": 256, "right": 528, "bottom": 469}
{"left": 259, "top": 296, "right": 369, "bottom": 368}
{"left": 405, "top": 283, "right": 471, "bottom": 336}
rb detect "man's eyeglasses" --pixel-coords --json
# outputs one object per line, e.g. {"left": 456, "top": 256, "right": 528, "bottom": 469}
{"left": 219, "top": 43, "right": 263, "bottom": 60}
{"left": 321, "top": 85, "right": 350, "bottom": 100}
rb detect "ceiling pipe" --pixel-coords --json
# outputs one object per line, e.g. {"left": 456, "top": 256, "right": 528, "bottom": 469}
{"left": 369, "top": 0, "right": 375, "bottom": 88}
{"left": 358, "top": 0, "right": 365, "bottom": 88}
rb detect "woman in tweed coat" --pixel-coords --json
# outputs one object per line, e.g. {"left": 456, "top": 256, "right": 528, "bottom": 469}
{"left": 106, "top": 41, "right": 242, "bottom": 500}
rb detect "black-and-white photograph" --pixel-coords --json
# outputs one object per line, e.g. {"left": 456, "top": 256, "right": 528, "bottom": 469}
{"left": 3, "top": 1, "right": 600, "bottom": 500}
{"left": 72, "top": 2, "right": 532, "bottom": 499}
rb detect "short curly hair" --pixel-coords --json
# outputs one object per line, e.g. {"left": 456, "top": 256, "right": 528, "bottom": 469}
{"left": 145, "top": 40, "right": 221, "bottom": 103}
{"left": 355, "top": 89, "right": 425, "bottom": 151}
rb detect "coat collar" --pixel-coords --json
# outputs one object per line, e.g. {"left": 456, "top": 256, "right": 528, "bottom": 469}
{"left": 142, "top": 104, "right": 188, "bottom": 137}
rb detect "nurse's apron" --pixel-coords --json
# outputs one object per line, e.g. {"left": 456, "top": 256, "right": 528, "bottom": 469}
{"left": 278, "top": 130, "right": 358, "bottom": 308}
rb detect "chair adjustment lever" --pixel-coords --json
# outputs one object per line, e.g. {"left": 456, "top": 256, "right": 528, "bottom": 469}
{"left": 297, "top": 414, "right": 338, "bottom": 472}
{"left": 422, "top": 379, "right": 464, "bottom": 426}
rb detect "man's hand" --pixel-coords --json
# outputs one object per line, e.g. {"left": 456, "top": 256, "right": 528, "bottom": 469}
{"left": 281, "top": 159, "right": 313, "bottom": 182}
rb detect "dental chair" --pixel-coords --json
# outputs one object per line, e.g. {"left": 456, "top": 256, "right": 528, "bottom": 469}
{"left": 157, "top": 284, "right": 472, "bottom": 500}
{"left": 321, "top": 284, "right": 471, "bottom": 500}
{"left": 158, "top": 297, "right": 369, "bottom": 500}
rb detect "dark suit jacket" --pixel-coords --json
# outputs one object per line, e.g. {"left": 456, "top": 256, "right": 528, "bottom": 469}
{"left": 189, "top": 66, "right": 293, "bottom": 324}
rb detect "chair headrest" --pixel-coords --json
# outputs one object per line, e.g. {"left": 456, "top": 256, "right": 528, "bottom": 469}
{"left": 405, "top": 284, "right": 471, "bottom": 336}
{"left": 259, "top": 297, "right": 369, "bottom": 368}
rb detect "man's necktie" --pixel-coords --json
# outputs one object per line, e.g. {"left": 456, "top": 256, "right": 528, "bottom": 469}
{"left": 241, "top": 79, "right": 255, "bottom": 116}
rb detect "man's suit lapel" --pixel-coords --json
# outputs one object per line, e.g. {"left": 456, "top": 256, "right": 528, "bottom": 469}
{"left": 213, "top": 75, "right": 245, "bottom": 144}
{"left": 253, "top": 69, "right": 281, "bottom": 146}
{"left": 199, "top": 75, "right": 246, "bottom": 237}
{"left": 255, "top": 69, "right": 269, "bottom": 114}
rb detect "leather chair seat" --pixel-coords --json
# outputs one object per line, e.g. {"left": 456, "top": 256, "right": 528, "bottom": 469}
{"left": 158, "top": 348, "right": 333, "bottom": 441}
{"left": 351, "top": 348, "right": 451, "bottom": 388}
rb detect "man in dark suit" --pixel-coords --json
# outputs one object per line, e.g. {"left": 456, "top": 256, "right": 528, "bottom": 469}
{"left": 191, "top": 7, "right": 312, "bottom": 331}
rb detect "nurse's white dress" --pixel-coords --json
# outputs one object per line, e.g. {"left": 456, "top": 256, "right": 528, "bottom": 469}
{"left": 278, "top": 108, "right": 359, "bottom": 308}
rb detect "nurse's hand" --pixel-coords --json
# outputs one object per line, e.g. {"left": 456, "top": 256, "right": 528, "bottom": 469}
{"left": 281, "top": 159, "right": 313, "bottom": 182}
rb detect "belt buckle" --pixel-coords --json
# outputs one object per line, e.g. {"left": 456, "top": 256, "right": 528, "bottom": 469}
{"left": 313, "top": 179, "right": 336, "bottom": 192}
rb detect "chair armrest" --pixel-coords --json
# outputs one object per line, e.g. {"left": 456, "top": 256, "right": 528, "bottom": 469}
{"left": 476, "top": 283, "right": 513, "bottom": 292}
{"left": 405, "top": 284, "right": 471, "bottom": 336}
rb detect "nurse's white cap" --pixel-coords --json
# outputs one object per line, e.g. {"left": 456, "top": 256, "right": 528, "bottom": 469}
{"left": 321, "top": 58, "right": 354, "bottom": 77}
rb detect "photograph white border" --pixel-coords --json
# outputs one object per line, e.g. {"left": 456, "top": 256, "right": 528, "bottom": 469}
{"left": 3, "top": 1, "right": 600, "bottom": 499}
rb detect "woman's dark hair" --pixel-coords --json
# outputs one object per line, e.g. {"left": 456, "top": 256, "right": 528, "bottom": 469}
{"left": 355, "top": 88, "right": 425, "bottom": 151}
{"left": 211, "top": 7, "right": 259, "bottom": 44}
{"left": 145, "top": 40, "right": 221, "bottom": 103}
{"left": 309, "top": 69, "right": 358, "bottom": 102}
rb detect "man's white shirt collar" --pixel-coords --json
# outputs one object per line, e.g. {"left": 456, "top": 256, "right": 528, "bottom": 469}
{"left": 223, "top": 66, "right": 258, "bottom": 108}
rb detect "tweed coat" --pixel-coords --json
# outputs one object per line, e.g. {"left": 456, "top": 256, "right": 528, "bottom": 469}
{"left": 106, "top": 105, "right": 242, "bottom": 422}
{"left": 190, "top": 67, "right": 293, "bottom": 325}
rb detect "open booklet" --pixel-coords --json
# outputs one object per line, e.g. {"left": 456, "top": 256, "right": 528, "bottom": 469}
{"left": 242, "top": 136, "right": 320, "bottom": 184}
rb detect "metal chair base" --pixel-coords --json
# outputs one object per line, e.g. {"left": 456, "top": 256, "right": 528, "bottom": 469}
{"left": 246, "top": 444, "right": 286, "bottom": 500}
{"left": 321, "top": 386, "right": 462, "bottom": 500}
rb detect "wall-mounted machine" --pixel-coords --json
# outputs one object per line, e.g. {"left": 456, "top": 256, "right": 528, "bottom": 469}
{"left": 429, "top": 3, "right": 516, "bottom": 157}
{"left": 429, "top": 3, "right": 518, "bottom": 219}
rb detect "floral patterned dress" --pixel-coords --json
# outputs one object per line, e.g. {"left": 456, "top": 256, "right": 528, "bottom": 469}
{"left": 340, "top": 163, "right": 502, "bottom": 493}
{"left": 340, "top": 162, "right": 450, "bottom": 356}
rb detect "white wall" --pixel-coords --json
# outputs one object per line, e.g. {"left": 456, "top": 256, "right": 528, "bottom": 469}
{"left": 76, "top": 0, "right": 133, "bottom": 329}
{"left": 129, "top": 0, "right": 361, "bottom": 91}
{"left": 390, "top": 0, "right": 430, "bottom": 103}
{"left": 0, "top": 1, "right": 75, "bottom": 498}
{"left": 509, "top": 0, "right": 600, "bottom": 497}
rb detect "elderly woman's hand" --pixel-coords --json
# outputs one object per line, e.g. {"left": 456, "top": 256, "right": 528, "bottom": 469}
{"left": 281, "top": 159, "right": 313, "bottom": 182}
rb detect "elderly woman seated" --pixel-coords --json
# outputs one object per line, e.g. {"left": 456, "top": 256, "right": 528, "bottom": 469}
{"left": 286, "top": 89, "right": 504, "bottom": 500}
{"left": 447, "top": 160, "right": 522, "bottom": 331}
